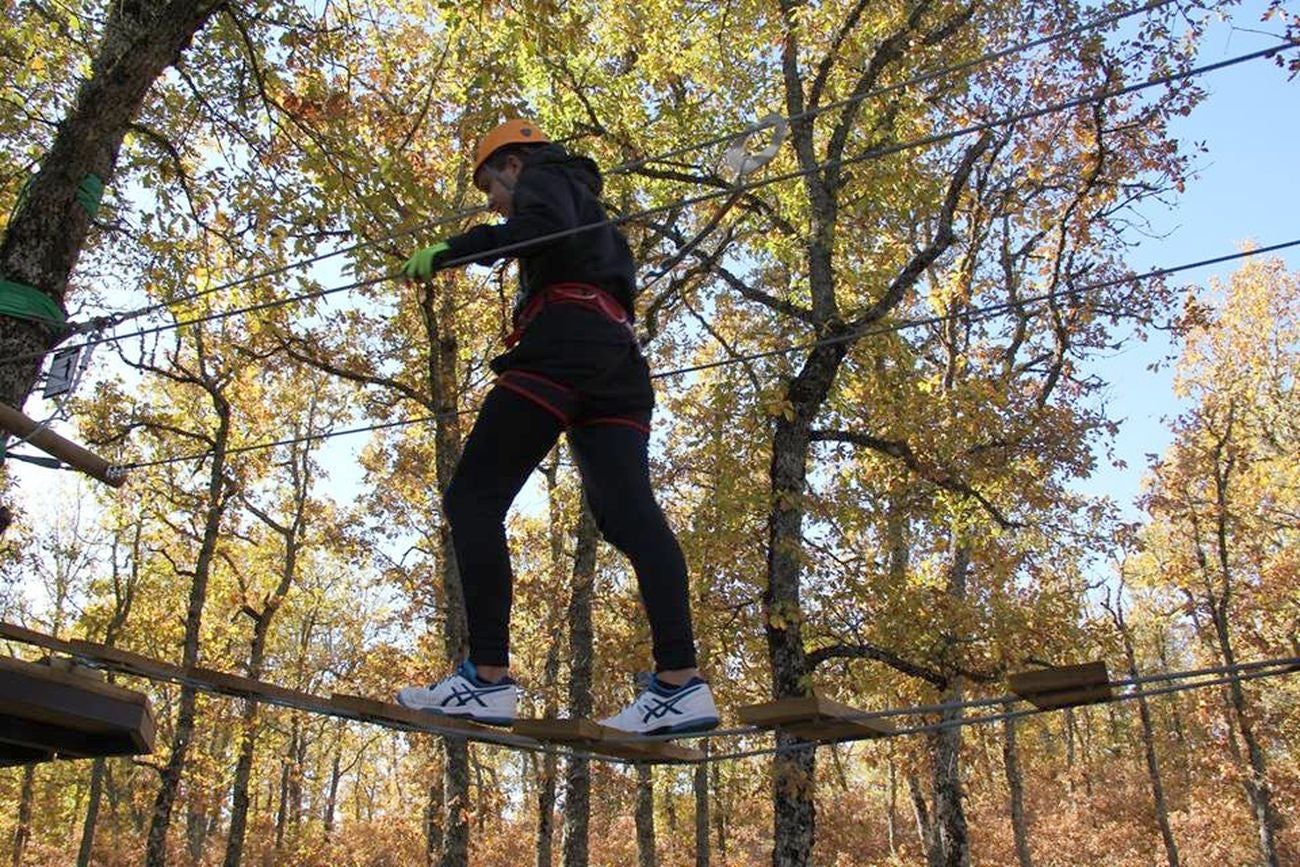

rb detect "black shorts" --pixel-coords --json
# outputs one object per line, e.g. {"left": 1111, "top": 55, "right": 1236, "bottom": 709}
{"left": 488, "top": 303, "right": 654, "bottom": 433}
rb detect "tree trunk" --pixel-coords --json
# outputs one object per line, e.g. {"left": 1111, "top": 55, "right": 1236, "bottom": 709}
{"left": 146, "top": 384, "right": 233, "bottom": 867}
{"left": 184, "top": 795, "right": 208, "bottom": 866}
{"left": 1212, "top": 605, "right": 1280, "bottom": 866}
{"left": 11, "top": 764, "right": 34, "bottom": 867}
{"left": 562, "top": 502, "right": 599, "bottom": 867}
{"left": 226, "top": 452, "right": 309, "bottom": 867}
{"left": 636, "top": 764, "right": 656, "bottom": 867}
{"left": 425, "top": 778, "right": 444, "bottom": 865}
{"left": 535, "top": 459, "right": 570, "bottom": 867}
{"left": 1112, "top": 606, "right": 1179, "bottom": 867}
{"left": 0, "top": 0, "right": 223, "bottom": 408}
{"left": 422, "top": 275, "right": 472, "bottom": 867}
{"left": 694, "top": 748, "right": 710, "bottom": 867}
{"left": 930, "top": 689, "right": 969, "bottom": 867}
{"left": 1001, "top": 710, "right": 1032, "bottom": 867}
{"left": 324, "top": 740, "right": 342, "bottom": 840}
{"left": 930, "top": 538, "right": 971, "bottom": 867}
{"left": 711, "top": 762, "right": 727, "bottom": 861}
{"left": 223, "top": 706, "right": 259, "bottom": 867}
{"left": 76, "top": 758, "right": 106, "bottom": 867}
{"left": 908, "top": 769, "right": 937, "bottom": 860}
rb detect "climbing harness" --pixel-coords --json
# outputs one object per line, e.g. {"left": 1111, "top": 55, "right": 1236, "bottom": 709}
{"left": 505, "top": 282, "right": 635, "bottom": 348}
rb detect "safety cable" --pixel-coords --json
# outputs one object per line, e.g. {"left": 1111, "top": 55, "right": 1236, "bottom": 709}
{"left": 696, "top": 660, "right": 1300, "bottom": 765}
{"left": 7, "top": 39, "right": 1292, "bottom": 374}
{"left": 66, "top": 0, "right": 1182, "bottom": 331}
{"left": 636, "top": 654, "right": 1300, "bottom": 744}
{"left": 106, "top": 239, "right": 1299, "bottom": 472}
{"left": 3, "top": 616, "right": 1294, "bottom": 767}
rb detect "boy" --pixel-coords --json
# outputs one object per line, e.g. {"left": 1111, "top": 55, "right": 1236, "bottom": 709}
{"left": 395, "top": 119, "right": 718, "bottom": 735}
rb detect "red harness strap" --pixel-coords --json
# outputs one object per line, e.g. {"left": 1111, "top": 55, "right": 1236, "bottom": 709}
{"left": 505, "top": 283, "right": 634, "bottom": 348}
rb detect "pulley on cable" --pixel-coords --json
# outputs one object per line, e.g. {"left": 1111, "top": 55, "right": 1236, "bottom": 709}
{"left": 644, "top": 113, "right": 789, "bottom": 287}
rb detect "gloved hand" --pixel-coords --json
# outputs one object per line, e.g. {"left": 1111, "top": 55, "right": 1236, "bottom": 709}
{"left": 402, "top": 241, "right": 451, "bottom": 279}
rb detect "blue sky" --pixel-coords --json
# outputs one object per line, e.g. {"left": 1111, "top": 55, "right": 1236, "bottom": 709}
{"left": 1077, "top": 0, "right": 1299, "bottom": 514}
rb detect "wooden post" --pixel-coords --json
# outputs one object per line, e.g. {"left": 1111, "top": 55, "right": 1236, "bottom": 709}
{"left": 0, "top": 402, "right": 126, "bottom": 487}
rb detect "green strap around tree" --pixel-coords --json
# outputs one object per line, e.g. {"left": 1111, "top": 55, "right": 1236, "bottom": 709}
{"left": 76, "top": 173, "right": 104, "bottom": 217}
{"left": 0, "top": 279, "right": 66, "bottom": 326}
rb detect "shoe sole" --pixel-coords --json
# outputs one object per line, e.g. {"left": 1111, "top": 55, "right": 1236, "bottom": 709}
{"left": 613, "top": 716, "right": 720, "bottom": 737}
{"left": 397, "top": 702, "right": 515, "bottom": 728}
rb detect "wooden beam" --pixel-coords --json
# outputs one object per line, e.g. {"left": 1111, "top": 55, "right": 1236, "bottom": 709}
{"left": 0, "top": 402, "right": 126, "bottom": 488}
{"left": 512, "top": 717, "right": 703, "bottom": 763}
{"left": 1009, "top": 661, "right": 1112, "bottom": 710}
{"left": 0, "top": 657, "right": 155, "bottom": 763}
{"left": 738, "top": 694, "right": 894, "bottom": 742}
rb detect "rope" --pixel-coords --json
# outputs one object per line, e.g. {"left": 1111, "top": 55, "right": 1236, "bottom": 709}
{"left": 6, "top": 39, "right": 1292, "bottom": 375}
{"left": 110, "top": 239, "right": 1300, "bottom": 471}
{"left": 61, "top": 0, "right": 1183, "bottom": 332}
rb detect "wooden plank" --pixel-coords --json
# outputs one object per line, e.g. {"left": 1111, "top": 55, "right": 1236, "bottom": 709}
{"left": 0, "top": 621, "right": 80, "bottom": 655}
{"left": 1009, "top": 661, "right": 1112, "bottom": 710}
{"left": 0, "top": 657, "right": 155, "bottom": 761}
{"left": 0, "top": 402, "right": 127, "bottom": 488}
{"left": 0, "top": 656, "right": 147, "bottom": 708}
{"left": 0, "top": 742, "right": 54, "bottom": 767}
{"left": 738, "top": 694, "right": 893, "bottom": 743}
{"left": 512, "top": 717, "right": 703, "bottom": 763}
{"left": 330, "top": 693, "right": 516, "bottom": 739}
{"left": 67, "top": 639, "right": 188, "bottom": 683}
{"left": 193, "top": 667, "right": 340, "bottom": 719}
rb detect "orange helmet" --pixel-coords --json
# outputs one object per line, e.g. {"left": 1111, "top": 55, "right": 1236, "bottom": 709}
{"left": 473, "top": 119, "right": 548, "bottom": 184}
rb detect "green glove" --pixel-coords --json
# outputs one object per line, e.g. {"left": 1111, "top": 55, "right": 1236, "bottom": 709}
{"left": 402, "top": 241, "right": 451, "bottom": 279}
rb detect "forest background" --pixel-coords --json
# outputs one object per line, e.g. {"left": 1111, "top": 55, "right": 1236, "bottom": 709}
{"left": 1, "top": 0, "right": 1298, "bottom": 865}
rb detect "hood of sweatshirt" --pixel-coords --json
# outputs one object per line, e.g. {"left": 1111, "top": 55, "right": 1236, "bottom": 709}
{"left": 520, "top": 143, "right": 604, "bottom": 197}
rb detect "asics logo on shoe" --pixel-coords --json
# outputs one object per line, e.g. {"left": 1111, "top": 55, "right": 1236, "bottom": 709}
{"left": 441, "top": 683, "right": 512, "bottom": 709}
{"left": 638, "top": 684, "right": 704, "bottom": 724}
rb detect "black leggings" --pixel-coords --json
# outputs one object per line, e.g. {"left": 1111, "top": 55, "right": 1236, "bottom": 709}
{"left": 443, "top": 384, "right": 697, "bottom": 672}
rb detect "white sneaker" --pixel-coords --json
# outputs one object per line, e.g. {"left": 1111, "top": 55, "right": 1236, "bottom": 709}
{"left": 599, "top": 675, "right": 720, "bottom": 736}
{"left": 396, "top": 660, "right": 518, "bottom": 727}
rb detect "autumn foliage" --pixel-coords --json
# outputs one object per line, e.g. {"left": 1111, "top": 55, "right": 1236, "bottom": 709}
{"left": 1, "top": 0, "right": 1297, "bottom": 865}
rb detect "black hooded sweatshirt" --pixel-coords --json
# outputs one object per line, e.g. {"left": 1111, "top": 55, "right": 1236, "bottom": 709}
{"left": 442, "top": 143, "right": 637, "bottom": 322}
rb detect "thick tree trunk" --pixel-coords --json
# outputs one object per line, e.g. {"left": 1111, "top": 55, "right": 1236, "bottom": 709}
{"left": 184, "top": 797, "right": 208, "bottom": 865}
{"left": 1001, "top": 710, "right": 1032, "bottom": 867}
{"left": 636, "top": 764, "right": 656, "bottom": 867}
{"left": 930, "top": 690, "right": 969, "bottom": 867}
{"left": 562, "top": 503, "right": 598, "bottom": 867}
{"left": 930, "top": 540, "right": 972, "bottom": 867}
{"left": 0, "top": 0, "right": 223, "bottom": 410}
{"left": 534, "top": 460, "right": 569, "bottom": 867}
{"left": 324, "top": 738, "right": 342, "bottom": 839}
{"left": 425, "top": 778, "right": 444, "bottom": 865}
{"left": 765, "top": 345, "right": 845, "bottom": 867}
{"left": 224, "top": 707, "right": 259, "bottom": 867}
{"left": 908, "top": 769, "right": 937, "bottom": 860}
{"left": 711, "top": 762, "right": 727, "bottom": 860}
